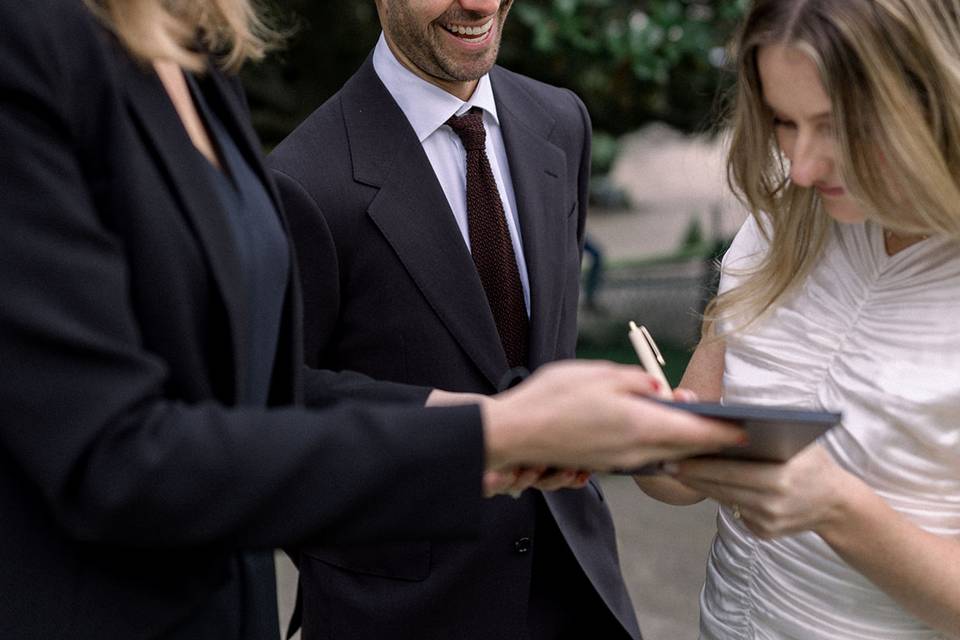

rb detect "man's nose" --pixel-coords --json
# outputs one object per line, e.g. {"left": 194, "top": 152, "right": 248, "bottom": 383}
{"left": 457, "top": 0, "right": 503, "bottom": 17}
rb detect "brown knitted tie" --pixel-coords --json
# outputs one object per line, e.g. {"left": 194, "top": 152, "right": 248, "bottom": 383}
{"left": 446, "top": 107, "right": 529, "bottom": 368}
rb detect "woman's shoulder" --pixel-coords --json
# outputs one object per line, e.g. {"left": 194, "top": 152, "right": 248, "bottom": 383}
{"left": 1, "top": 1, "right": 108, "bottom": 58}
{"left": 0, "top": 2, "right": 119, "bottom": 90}
{"left": 0, "top": 2, "right": 126, "bottom": 139}
{"left": 720, "top": 214, "right": 771, "bottom": 279}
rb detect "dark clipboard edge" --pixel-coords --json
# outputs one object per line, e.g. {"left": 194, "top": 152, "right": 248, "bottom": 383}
{"left": 614, "top": 401, "right": 841, "bottom": 475}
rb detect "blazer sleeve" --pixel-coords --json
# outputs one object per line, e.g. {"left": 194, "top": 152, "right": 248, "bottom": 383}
{"left": 300, "top": 366, "right": 432, "bottom": 407}
{"left": 271, "top": 167, "right": 433, "bottom": 406}
{"left": 0, "top": 3, "right": 481, "bottom": 551}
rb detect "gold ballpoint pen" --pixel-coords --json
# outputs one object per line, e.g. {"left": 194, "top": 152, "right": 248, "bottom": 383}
{"left": 627, "top": 321, "right": 673, "bottom": 400}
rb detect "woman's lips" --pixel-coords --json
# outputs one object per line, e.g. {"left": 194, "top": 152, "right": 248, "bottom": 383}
{"left": 816, "top": 185, "right": 846, "bottom": 197}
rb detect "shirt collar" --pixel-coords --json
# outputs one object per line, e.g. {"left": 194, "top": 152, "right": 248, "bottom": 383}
{"left": 372, "top": 33, "right": 500, "bottom": 143}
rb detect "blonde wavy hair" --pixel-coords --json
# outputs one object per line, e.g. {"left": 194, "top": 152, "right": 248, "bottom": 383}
{"left": 84, "top": 0, "right": 276, "bottom": 72}
{"left": 707, "top": 0, "right": 960, "bottom": 335}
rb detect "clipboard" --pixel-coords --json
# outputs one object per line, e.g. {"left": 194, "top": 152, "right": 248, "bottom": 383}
{"left": 616, "top": 401, "right": 841, "bottom": 474}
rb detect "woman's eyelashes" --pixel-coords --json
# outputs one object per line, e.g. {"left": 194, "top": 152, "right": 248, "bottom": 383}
{"left": 772, "top": 116, "right": 834, "bottom": 137}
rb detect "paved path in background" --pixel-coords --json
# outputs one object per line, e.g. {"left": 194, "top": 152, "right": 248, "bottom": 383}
{"left": 603, "top": 475, "right": 716, "bottom": 639}
{"left": 582, "top": 127, "right": 736, "bottom": 638}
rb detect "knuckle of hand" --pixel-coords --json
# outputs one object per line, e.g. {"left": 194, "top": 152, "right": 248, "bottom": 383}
{"left": 762, "top": 502, "right": 783, "bottom": 520}
{"left": 772, "top": 476, "right": 792, "bottom": 494}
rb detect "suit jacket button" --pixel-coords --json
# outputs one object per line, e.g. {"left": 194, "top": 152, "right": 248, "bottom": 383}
{"left": 514, "top": 537, "right": 532, "bottom": 554}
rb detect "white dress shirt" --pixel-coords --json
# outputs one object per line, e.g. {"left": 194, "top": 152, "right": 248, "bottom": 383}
{"left": 372, "top": 33, "right": 530, "bottom": 314}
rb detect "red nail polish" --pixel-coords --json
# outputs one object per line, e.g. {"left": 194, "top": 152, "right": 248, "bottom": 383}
{"left": 651, "top": 379, "right": 661, "bottom": 391}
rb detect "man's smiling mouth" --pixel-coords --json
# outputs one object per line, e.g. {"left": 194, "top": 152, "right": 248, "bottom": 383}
{"left": 442, "top": 18, "right": 494, "bottom": 40}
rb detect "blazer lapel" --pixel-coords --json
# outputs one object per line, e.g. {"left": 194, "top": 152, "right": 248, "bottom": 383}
{"left": 491, "top": 68, "right": 569, "bottom": 368}
{"left": 343, "top": 59, "right": 509, "bottom": 387}
{"left": 120, "top": 58, "right": 248, "bottom": 394}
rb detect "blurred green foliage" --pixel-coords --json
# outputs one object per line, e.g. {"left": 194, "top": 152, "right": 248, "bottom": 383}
{"left": 576, "top": 334, "right": 690, "bottom": 386}
{"left": 504, "top": 0, "right": 746, "bottom": 135}
{"left": 244, "top": 0, "right": 746, "bottom": 150}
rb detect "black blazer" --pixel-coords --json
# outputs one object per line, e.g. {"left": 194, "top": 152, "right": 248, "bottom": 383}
{"left": 0, "top": 4, "right": 488, "bottom": 639}
{"left": 269, "top": 58, "right": 641, "bottom": 639}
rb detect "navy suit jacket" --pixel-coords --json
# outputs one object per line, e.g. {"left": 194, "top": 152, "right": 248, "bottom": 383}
{"left": 269, "top": 57, "right": 641, "bottom": 639}
{"left": 0, "top": 4, "right": 490, "bottom": 638}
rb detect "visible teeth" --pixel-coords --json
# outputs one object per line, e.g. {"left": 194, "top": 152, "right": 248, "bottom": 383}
{"left": 445, "top": 19, "right": 493, "bottom": 38}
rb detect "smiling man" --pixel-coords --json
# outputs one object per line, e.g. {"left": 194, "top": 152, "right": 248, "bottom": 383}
{"left": 268, "top": 1, "right": 640, "bottom": 638}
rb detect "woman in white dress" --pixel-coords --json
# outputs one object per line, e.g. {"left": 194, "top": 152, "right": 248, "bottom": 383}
{"left": 635, "top": 1, "right": 960, "bottom": 638}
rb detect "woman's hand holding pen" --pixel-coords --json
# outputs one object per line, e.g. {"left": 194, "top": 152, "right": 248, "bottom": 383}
{"left": 630, "top": 385, "right": 714, "bottom": 505}
{"left": 626, "top": 322, "right": 726, "bottom": 504}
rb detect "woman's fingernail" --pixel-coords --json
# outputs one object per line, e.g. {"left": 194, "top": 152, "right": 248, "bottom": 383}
{"left": 651, "top": 379, "right": 662, "bottom": 392}
{"left": 662, "top": 462, "right": 679, "bottom": 475}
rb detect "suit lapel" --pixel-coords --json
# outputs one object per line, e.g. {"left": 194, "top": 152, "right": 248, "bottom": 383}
{"left": 120, "top": 57, "right": 248, "bottom": 394}
{"left": 343, "top": 59, "right": 509, "bottom": 387}
{"left": 491, "top": 68, "right": 569, "bottom": 369}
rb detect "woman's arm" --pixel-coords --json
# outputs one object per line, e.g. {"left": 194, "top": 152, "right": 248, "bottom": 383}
{"left": 674, "top": 446, "right": 960, "bottom": 637}
{"left": 633, "top": 338, "right": 725, "bottom": 505}
{"left": 825, "top": 476, "right": 960, "bottom": 638}
{"left": 678, "top": 336, "right": 725, "bottom": 401}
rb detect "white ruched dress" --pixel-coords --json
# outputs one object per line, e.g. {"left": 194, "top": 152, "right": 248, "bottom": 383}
{"left": 699, "top": 217, "right": 960, "bottom": 640}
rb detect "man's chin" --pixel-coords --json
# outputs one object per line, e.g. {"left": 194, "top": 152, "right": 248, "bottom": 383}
{"left": 440, "top": 52, "right": 499, "bottom": 82}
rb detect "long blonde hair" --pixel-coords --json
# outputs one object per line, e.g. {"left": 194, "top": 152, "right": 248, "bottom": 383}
{"left": 84, "top": 0, "right": 276, "bottom": 72}
{"left": 707, "top": 0, "right": 960, "bottom": 335}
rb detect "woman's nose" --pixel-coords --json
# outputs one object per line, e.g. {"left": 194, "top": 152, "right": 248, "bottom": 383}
{"left": 788, "top": 137, "right": 831, "bottom": 187}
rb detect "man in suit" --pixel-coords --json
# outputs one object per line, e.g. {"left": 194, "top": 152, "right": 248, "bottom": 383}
{"left": 269, "top": 1, "right": 642, "bottom": 638}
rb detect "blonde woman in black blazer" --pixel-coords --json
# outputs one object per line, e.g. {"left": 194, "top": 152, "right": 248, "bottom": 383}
{"left": 0, "top": 1, "right": 744, "bottom": 638}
